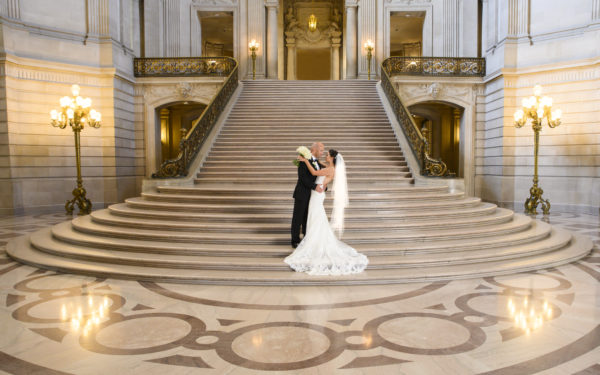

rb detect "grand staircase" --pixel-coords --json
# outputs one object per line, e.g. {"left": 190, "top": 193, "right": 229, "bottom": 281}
{"left": 7, "top": 80, "right": 592, "bottom": 285}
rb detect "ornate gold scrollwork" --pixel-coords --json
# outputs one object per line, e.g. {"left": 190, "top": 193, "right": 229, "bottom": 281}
{"left": 383, "top": 56, "right": 485, "bottom": 77}
{"left": 380, "top": 58, "right": 450, "bottom": 177}
{"left": 140, "top": 57, "right": 239, "bottom": 178}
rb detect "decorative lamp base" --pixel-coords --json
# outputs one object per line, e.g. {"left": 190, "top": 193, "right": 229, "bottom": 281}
{"left": 524, "top": 185, "right": 551, "bottom": 216}
{"left": 66, "top": 187, "right": 92, "bottom": 215}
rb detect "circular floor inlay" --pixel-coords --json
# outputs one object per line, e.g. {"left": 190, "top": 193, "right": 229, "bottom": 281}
{"left": 29, "top": 295, "right": 109, "bottom": 321}
{"left": 492, "top": 274, "right": 561, "bottom": 290}
{"left": 231, "top": 326, "right": 330, "bottom": 364}
{"left": 378, "top": 316, "right": 470, "bottom": 350}
{"left": 467, "top": 295, "right": 514, "bottom": 320}
{"left": 26, "top": 275, "right": 98, "bottom": 290}
{"left": 95, "top": 317, "right": 191, "bottom": 350}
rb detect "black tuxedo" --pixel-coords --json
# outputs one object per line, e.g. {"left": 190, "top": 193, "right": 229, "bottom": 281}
{"left": 291, "top": 158, "right": 324, "bottom": 244}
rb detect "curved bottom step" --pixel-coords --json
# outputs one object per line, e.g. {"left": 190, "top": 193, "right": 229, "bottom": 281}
{"left": 7, "top": 233, "right": 593, "bottom": 285}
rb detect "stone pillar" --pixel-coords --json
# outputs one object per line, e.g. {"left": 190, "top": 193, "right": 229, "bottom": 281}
{"left": 266, "top": 0, "right": 279, "bottom": 79}
{"left": 443, "top": 0, "right": 459, "bottom": 57}
{"left": 6, "top": 0, "right": 19, "bottom": 19}
{"left": 285, "top": 32, "right": 296, "bottom": 80}
{"left": 592, "top": 0, "right": 600, "bottom": 22}
{"left": 345, "top": 0, "right": 358, "bottom": 79}
{"left": 331, "top": 32, "right": 342, "bottom": 80}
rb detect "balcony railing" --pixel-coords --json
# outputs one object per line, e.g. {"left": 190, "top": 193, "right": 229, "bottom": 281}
{"left": 380, "top": 57, "right": 450, "bottom": 177}
{"left": 382, "top": 56, "right": 485, "bottom": 77}
{"left": 138, "top": 57, "right": 239, "bottom": 178}
{"left": 134, "top": 56, "right": 237, "bottom": 77}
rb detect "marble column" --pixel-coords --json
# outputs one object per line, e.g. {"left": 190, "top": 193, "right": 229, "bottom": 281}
{"left": 345, "top": 0, "right": 358, "bottom": 79}
{"left": 285, "top": 32, "right": 296, "bottom": 80}
{"left": 265, "top": 0, "right": 279, "bottom": 79}
{"left": 6, "top": 0, "right": 19, "bottom": 19}
{"left": 331, "top": 32, "right": 342, "bottom": 80}
{"left": 592, "top": 0, "right": 600, "bottom": 22}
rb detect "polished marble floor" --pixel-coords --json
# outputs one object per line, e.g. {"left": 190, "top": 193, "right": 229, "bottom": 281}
{"left": 0, "top": 211, "right": 599, "bottom": 374}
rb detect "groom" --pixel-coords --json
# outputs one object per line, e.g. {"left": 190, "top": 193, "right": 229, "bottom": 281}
{"left": 291, "top": 142, "right": 325, "bottom": 248}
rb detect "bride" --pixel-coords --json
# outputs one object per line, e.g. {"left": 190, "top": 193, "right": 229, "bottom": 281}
{"left": 284, "top": 149, "right": 369, "bottom": 275}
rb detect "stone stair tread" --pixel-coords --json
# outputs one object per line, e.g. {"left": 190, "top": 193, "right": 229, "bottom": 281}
{"left": 109, "top": 202, "right": 498, "bottom": 221}
{"left": 49, "top": 219, "right": 553, "bottom": 256}
{"left": 156, "top": 185, "right": 444, "bottom": 194}
{"left": 124, "top": 196, "right": 483, "bottom": 212}
{"left": 9, "top": 233, "right": 592, "bottom": 285}
{"left": 69, "top": 213, "right": 531, "bottom": 243}
{"left": 29, "top": 227, "right": 572, "bottom": 270}
{"left": 90, "top": 207, "right": 511, "bottom": 232}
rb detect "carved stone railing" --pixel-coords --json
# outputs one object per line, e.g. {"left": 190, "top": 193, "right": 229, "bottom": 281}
{"left": 380, "top": 57, "right": 448, "bottom": 177}
{"left": 134, "top": 57, "right": 236, "bottom": 77}
{"left": 140, "top": 57, "right": 238, "bottom": 178}
{"left": 381, "top": 56, "right": 485, "bottom": 77}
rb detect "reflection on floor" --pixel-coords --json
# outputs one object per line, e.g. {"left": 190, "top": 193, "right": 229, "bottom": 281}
{"left": 0, "top": 211, "right": 598, "bottom": 374}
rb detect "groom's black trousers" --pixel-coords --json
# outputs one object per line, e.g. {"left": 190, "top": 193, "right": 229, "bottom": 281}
{"left": 291, "top": 196, "right": 310, "bottom": 243}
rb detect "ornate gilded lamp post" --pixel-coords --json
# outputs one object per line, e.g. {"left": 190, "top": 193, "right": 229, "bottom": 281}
{"left": 364, "top": 40, "right": 374, "bottom": 80}
{"left": 50, "top": 84, "right": 102, "bottom": 215}
{"left": 513, "top": 85, "right": 562, "bottom": 215}
{"left": 249, "top": 39, "right": 259, "bottom": 80}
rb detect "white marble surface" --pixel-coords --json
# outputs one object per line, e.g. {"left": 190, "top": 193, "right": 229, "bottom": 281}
{"left": 0, "top": 210, "right": 598, "bottom": 374}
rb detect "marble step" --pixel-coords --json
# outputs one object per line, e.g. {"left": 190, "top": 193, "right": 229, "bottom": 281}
{"left": 195, "top": 172, "right": 413, "bottom": 180}
{"left": 156, "top": 185, "right": 441, "bottom": 195}
{"left": 199, "top": 164, "right": 410, "bottom": 172}
{"left": 124, "top": 196, "right": 483, "bottom": 213}
{"left": 193, "top": 177, "right": 414, "bottom": 184}
{"left": 108, "top": 202, "right": 498, "bottom": 222}
{"left": 28, "top": 226, "right": 572, "bottom": 271}
{"left": 48, "top": 218, "right": 553, "bottom": 257}
{"left": 140, "top": 191, "right": 464, "bottom": 204}
{"left": 89, "top": 208, "right": 512, "bottom": 233}
{"left": 9, "top": 232, "right": 592, "bottom": 285}
{"left": 69, "top": 212, "right": 529, "bottom": 245}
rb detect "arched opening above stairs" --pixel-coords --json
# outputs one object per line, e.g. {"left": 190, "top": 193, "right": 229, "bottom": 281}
{"left": 155, "top": 101, "right": 207, "bottom": 166}
{"left": 408, "top": 101, "right": 465, "bottom": 178}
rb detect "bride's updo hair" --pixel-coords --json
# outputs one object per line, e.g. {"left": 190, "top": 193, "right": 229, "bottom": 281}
{"left": 329, "top": 149, "right": 339, "bottom": 166}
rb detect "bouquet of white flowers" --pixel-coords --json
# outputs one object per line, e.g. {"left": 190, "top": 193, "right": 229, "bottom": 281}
{"left": 293, "top": 146, "right": 313, "bottom": 167}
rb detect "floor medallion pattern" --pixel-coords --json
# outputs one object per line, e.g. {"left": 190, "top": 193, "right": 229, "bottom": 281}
{"left": 0, "top": 212, "right": 599, "bottom": 374}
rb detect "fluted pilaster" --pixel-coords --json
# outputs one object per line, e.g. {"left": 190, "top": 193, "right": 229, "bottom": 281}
{"left": 358, "top": 0, "right": 376, "bottom": 78}
{"left": 164, "top": 0, "right": 180, "bottom": 57}
{"left": 6, "top": 0, "right": 19, "bottom": 19}
{"left": 507, "top": 0, "right": 529, "bottom": 37}
{"left": 87, "top": 0, "right": 109, "bottom": 35}
{"left": 247, "top": 0, "right": 265, "bottom": 79}
{"left": 593, "top": 0, "right": 600, "bottom": 22}
{"left": 345, "top": 0, "right": 358, "bottom": 79}
{"left": 265, "top": 0, "right": 278, "bottom": 79}
{"left": 443, "top": 0, "right": 459, "bottom": 57}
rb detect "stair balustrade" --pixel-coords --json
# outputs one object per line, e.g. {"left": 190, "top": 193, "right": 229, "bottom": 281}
{"left": 134, "top": 57, "right": 239, "bottom": 178}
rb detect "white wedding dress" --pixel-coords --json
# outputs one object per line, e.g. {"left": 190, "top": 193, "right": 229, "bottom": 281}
{"left": 284, "top": 175, "right": 369, "bottom": 275}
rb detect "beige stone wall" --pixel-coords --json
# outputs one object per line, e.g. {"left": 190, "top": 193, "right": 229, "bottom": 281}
{"left": 477, "top": 0, "right": 600, "bottom": 215}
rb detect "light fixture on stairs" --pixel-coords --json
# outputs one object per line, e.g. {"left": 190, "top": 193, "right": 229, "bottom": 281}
{"left": 364, "top": 40, "right": 374, "bottom": 80}
{"left": 249, "top": 39, "right": 259, "bottom": 80}
{"left": 50, "top": 84, "right": 101, "bottom": 215}
{"left": 513, "top": 84, "right": 562, "bottom": 216}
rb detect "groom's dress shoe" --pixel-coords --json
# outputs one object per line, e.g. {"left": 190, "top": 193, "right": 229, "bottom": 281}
{"left": 291, "top": 242, "right": 299, "bottom": 249}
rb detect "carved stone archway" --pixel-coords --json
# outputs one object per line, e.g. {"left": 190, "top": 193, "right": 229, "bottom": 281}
{"left": 284, "top": 1, "right": 343, "bottom": 80}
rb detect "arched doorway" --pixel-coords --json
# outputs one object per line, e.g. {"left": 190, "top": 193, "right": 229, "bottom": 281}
{"left": 284, "top": 1, "right": 343, "bottom": 80}
{"left": 155, "top": 101, "right": 207, "bottom": 166}
{"left": 408, "top": 101, "right": 464, "bottom": 177}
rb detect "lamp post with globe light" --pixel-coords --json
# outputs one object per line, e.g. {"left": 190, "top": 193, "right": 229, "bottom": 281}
{"left": 50, "top": 84, "right": 101, "bottom": 215}
{"left": 513, "top": 85, "right": 562, "bottom": 215}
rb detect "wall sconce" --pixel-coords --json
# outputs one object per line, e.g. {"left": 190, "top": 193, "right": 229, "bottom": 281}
{"left": 308, "top": 14, "right": 317, "bottom": 31}
{"left": 248, "top": 39, "right": 259, "bottom": 80}
{"left": 364, "top": 40, "right": 374, "bottom": 80}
